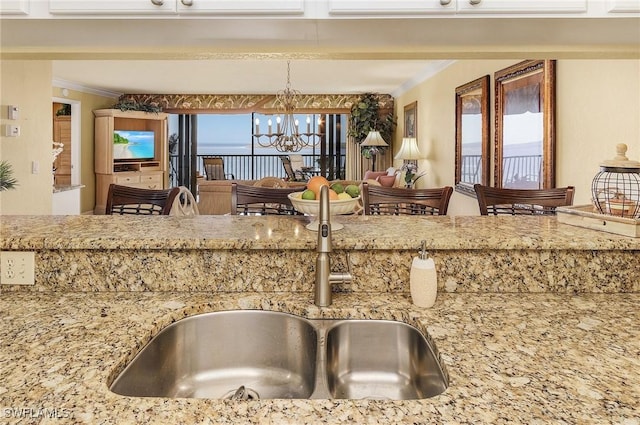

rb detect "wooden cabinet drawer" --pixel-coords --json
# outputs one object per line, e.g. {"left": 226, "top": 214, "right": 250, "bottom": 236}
{"left": 115, "top": 175, "right": 141, "bottom": 184}
{"left": 140, "top": 174, "right": 162, "bottom": 184}
{"left": 130, "top": 182, "right": 163, "bottom": 190}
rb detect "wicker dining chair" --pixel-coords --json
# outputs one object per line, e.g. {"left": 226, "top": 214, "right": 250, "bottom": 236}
{"left": 105, "top": 184, "right": 181, "bottom": 215}
{"left": 474, "top": 184, "right": 575, "bottom": 215}
{"left": 362, "top": 182, "right": 453, "bottom": 216}
{"left": 230, "top": 183, "right": 303, "bottom": 215}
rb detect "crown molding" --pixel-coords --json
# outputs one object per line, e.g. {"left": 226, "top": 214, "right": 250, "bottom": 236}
{"left": 391, "top": 60, "right": 456, "bottom": 98}
{"left": 52, "top": 78, "right": 122, "bottom": 99}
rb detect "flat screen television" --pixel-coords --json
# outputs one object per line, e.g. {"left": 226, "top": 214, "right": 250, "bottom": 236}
{"left": 113, "top": 130, "right": 155, "bottom": 161}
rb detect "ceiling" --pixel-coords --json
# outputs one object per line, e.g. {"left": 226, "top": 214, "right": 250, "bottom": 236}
{"left": 2, "top": 16, "right": 639, "bottom": 96}
{"left": 50, "top": 59, "right": 454, "bottom": 96}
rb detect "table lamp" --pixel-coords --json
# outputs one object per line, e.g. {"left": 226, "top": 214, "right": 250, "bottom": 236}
{"left": 395, "top": 137, "right": 423, "bottom": 188}
{"left": 361, "top": 130, "right": 388, "bottom": 171}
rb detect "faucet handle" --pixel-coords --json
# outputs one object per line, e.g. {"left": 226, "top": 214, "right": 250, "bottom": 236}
{"left": 317, "top": 185, "right": 332, "bottom": 253}
{"left": 319, "top": 185, "right": 330, "bottom": 224}
{"left": 328, "top": 252, "right": 354, "bottom": 285}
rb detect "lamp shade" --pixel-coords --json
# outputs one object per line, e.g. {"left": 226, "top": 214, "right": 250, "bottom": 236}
{"left": 361, "top": 131, "right": 388, "bottom": 147}
{"left": 394, "top": 137, "right": 422, "bottom": 160}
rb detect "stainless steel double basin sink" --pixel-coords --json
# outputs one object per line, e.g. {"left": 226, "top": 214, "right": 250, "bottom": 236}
{"left": 110, "top": 310, "right": 448, "bottom": 400}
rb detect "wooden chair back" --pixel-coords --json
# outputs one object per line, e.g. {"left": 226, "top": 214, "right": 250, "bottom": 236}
{"left": 231, "top": 183, "right": 303, "bottom": 215}
{"left": 105, "top": 184, "right": 180, "bottom": 215}
{"left": 362, "top": 182, "right": 453, "bottom": 216}
{"left": 474, "top": 184, "right": 575, "bottom": 215}
{"left": 203, "top": 156, "right": 234, "bottom": 180}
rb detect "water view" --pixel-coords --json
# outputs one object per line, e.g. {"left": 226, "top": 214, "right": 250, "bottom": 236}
{"left": 113, "top": 130, "right": 155, "bottom": 160}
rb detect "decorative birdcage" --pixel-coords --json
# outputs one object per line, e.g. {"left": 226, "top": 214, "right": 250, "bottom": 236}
{"left": 591, "top": 144, "right": 640, "bottom": 219}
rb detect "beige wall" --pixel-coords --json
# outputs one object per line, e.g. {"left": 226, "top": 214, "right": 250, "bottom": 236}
{"left": 394, "top": 59, "right": 640, "bottom": 216}
{"left": 51, "top": 87, "right": 116, "bottom": 214}
{"left": 3, "top": 59, "right": 639, "bottom": 216}
{"left": 0, "top": 60, "right": 54, "bottom": 214}
{"left": 0, "top": 60, "right": 115, "bottom": 215}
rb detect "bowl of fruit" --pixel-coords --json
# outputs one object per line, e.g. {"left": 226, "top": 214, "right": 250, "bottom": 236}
{"left": 288, "top": 177, "right": 361, "bottom": 230}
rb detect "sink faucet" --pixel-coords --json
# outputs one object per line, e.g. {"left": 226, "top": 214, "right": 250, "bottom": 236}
{"left": 315, "top": 185, "right": 353, "bottom": 307}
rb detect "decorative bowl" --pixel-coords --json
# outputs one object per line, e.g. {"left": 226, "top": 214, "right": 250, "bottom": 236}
{"left": 288, "top": 192, "right": 360, "bottom": 230}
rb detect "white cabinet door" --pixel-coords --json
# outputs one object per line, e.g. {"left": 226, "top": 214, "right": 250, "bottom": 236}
{"left": 606, "top": 0, "right": 640, "bottom": 12}
{"left": 49, "top": 0, "right": 176, "bottom": 14}
{"left": 177, "top": 0, "right": 304, "bottom": 15}
{"left": 52, "top": 188, "right": 82, "bottom": 215}
{"left": 0, "top": 0, "right": 29, "bottom": 15}
{"left": 457, "top": 0, "right": 587, "bottom": 14}
{"left": 328, "top": 0, "right": 456, "bottom": 15}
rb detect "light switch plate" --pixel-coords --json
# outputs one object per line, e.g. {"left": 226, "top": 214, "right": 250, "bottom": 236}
{"left": 8, "top": 105, "right": 18, "bottom": 120}
{"left": 0, "top": 251, "right": 35, "bottom": 285}
{"left": 3, "top": 124, "right": 20, "bottom": 137}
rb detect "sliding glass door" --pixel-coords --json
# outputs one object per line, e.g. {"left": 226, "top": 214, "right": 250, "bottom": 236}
{"left": 168, "top": 113, "right": 347, "bottom": 189}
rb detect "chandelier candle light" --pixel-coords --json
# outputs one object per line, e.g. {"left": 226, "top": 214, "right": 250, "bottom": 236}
{"left": 360, "top": 130, "right": 388, "bottom": 171}
{"left": 395, "top": 137, "right": 425, "bottom": 188}
{"left": 253, "top": 61, "right": 324, "bottom": 152}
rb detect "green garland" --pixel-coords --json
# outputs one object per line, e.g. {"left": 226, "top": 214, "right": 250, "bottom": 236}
{"left": 112, "top": 99, "right": 162, "bottom": 113}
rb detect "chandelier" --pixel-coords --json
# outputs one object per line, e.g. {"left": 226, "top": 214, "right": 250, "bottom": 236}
{"left": 253, "top": 61, "right": 324, "bottom": 152}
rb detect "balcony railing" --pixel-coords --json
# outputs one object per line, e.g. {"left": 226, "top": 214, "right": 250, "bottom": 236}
{"left": 459, "top": 154, "right": 542, "bottom": 189}
{"left": 460, "top": 154, "right": 482, "bottom": 183}
{"left": 172, "top": 154, "right": 540, "bottom": 189}
{"left": 502, "top": 154, "right": 542, "bottom": 189}
{"left": 169, "top": 154, "right": 342, "bottom": 187}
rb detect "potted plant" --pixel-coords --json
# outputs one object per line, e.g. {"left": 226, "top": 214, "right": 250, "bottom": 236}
{"left": 0, "top": 160, "right": 18, "bottom": 191}
{"left": 348, "top": 93, "right": 395, "bottom": 158}
{"left": 168, "top": 133, "right": 179, "bottom": 155}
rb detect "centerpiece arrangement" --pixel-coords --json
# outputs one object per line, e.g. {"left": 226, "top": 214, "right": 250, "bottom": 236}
{"left": 288, "top": 176, "right": 361, "bottom": 230}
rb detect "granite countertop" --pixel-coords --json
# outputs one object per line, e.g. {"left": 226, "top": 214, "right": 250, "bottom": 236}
{"left": 52, "top": 184, "right": 85, "bottom": 194}
{"left": 0, "top": 291, "right": 638, "bottom": 424}
{"left": 2, "top": 215, "right": 639, "bottom": 251}
{"left": 0, "top": 215, "right": 638, "bottom": 423}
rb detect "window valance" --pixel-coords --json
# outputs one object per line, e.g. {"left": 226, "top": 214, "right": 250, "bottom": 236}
{"left": 117, "top": 93, "right": 393, "bottom": 114}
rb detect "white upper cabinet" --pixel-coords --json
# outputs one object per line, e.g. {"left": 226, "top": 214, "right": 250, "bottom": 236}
{"left": 328, "top": 0, "right": 456, "bottom": 15}
{"left": 13, "top": 0, "right": 635, "bottom": 17}
{"left": 48, "top": 0, "right": 304, "bottom": 15}
{"left": 457, "top": 0, "right": 587, "bottom": 14}
{"left": 606, "top": 0, "right": 640, "bottom": 12}
{"left": 49, "top": 0, "right": 177, "bottom": 14}
{"left": 177, "top": 0, "right": 305, "bottom": 15}
{"left": 0, "top": 0, "right": 29, "bottom": 15}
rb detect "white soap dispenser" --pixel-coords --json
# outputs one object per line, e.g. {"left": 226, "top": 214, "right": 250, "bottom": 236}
{"left": 410, "top": 240, "right": 438, "bottom": 308}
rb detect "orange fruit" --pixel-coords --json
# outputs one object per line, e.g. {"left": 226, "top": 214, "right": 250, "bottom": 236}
{"left": 307, "top": 176, "right": 330, "bottom": 196}
{"left": 328, "top": 189, "right": 339, "bottom": 200}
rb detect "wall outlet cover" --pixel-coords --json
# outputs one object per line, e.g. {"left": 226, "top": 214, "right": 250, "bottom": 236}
{"left": 0, "top": 251, "right": 35, "bottom": 285}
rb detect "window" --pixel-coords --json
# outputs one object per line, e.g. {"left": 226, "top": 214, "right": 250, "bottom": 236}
{"left": 168, "top": 113, "right": 348, "bottom": 188}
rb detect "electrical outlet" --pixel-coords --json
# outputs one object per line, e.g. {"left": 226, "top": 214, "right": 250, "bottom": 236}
{"left": 0, "top": 251, "right": 35, "bottom": 285}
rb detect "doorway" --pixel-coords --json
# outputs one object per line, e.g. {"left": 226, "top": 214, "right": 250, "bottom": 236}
{"left": 52, "top": 98, "right": 81, "bottom": 186}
